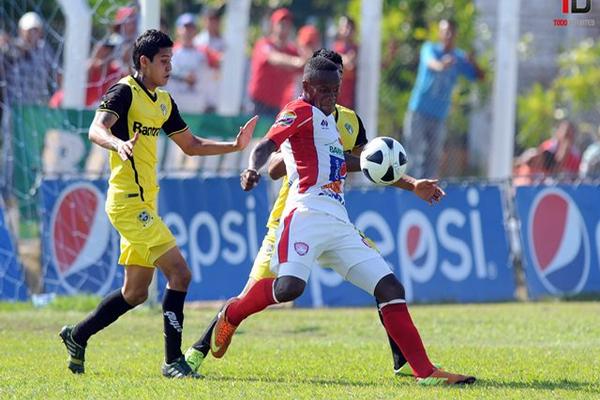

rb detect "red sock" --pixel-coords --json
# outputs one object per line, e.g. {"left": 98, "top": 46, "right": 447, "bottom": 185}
{"left": 226, "top": 278, "right": 276, "bottom": 326}
{"left": 380, "top": 302, "right": 435, "bottom": 378}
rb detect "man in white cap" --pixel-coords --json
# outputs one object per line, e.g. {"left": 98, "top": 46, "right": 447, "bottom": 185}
{"left": 5, "top": 11, "right": 59, "bottom": 105}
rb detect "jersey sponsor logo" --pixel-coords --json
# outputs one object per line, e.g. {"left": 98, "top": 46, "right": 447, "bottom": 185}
{"left": 294, "top": 242, "right": 309, "bottom": 256}
{"left": 320, "top": 119, "right": 329, "bottom": 128}
{"left": 328, "top": 154, "right": 347, "bottom": 182}
{"left": 329, "top": 145, "right": 344, "bottom": 156}
{"left": 49, "top": 182, "right": 119, "bottom": 295}
{"left": 274, "top": 110, "right": 297, "bottom": 127}
{"left": 321, "top": 181, "right": 343, "bottom": 194}
{"left": 527, "top": 188, "right": 590, "bottom": 295}
{"left": 137, "top": 210, "right": 155, "bottom": 228}
{"left": 132, "top": 121, "right": 161, "bottom": 136}
{"left": 160, "top": 103, "right": 167, "bottom": 116}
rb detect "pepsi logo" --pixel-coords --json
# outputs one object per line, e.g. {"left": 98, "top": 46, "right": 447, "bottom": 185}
{"left": 49, "top": 182, "right": 118, "bottom": 295}
{"left": 527, "top": 188, "right": 590, "bottom": 295}
{"left": 398, "top": 210, "right": 437, "bottom": 283}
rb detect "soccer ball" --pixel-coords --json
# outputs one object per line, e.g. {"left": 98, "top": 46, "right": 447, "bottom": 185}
{"left": 360, "top": 137, "right": 407, "bottom": 185}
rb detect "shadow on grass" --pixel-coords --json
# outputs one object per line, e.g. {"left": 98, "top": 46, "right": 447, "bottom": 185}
{"left": 207, "top": 375, "right": 599, "bottom": 392}
{"left": 207, "top": 374, "right": 387, "bottom": 388}
{"left": 473, "top": 378, "right": 599, "bottom": 393}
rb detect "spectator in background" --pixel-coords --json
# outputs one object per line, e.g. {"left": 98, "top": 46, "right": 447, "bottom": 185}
{"left": 166, "top": 13, "right": 208, "bottom": 114}
{"left": 4, "top": 12, "right": 60, "bottom": 106}
{"left": 247, "top": 8, "right": 305, "bottom": 119}
{"left": 513, "top": 120, "right": 582, "bottom": 185}
{"left": 284, "top": 24, "right": 322, "bottom": 101}
{"left": 110, "top": 6, "right": 138, "bottom": 76}
{"left": 539, "top": 120, "right": 581, "bottom": 177}
{"left": 194, "top": 7, "right": 225, "bottom": 54}
{"left": 403, "top": 19, "right": 484, "bottom": 178}
{"left": 332, "top": 16, "right": 358, "bottom": 108}
{"left": 194, "top": 7, "right": 225, "bottom": 113}
{"left": 49, "top": 37, "right": 121, "bottom": 108}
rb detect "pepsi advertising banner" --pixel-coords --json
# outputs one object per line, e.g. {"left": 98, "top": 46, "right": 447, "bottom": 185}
{"left": 515, "top": 185, "right": 600, "bottom": 299}
{"left": 0, "top": 208, "right": 28, "bottom": 301}
{"left": 40, "top": 178, "right": 268, "bottom": 300}
{"left": 156, "top": 178, "right": 268, "bottom": 301}
{"left": 41, "top": 180, "right": 123, "bottom": 296}
{"left": 296, "top": 185, "right": 516, "bottom": 306}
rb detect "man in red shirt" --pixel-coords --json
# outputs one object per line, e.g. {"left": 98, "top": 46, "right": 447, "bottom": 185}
{"left": 247, "top": 8, "right": 305, "bottom": 119}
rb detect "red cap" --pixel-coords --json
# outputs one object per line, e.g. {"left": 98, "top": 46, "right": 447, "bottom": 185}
{"left": 115, "top": 7, "right": 136, "bottom": 24}
{"left": 297, "top": 25, "right": 320, "bottom": 46}
{"left": 270, "top": 8, "right": 293, "bottom": 24}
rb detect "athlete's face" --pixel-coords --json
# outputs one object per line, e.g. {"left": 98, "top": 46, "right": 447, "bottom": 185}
{"left": 302, "top": 70, "right": 340, "bottom": 115}
{"left": 142, "top": 47, "right": 173, "bottom": 88}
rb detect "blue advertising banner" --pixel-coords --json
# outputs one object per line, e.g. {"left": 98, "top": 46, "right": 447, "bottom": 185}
{"left": 296, "top": 184, "right": 516, "bottom": 307}
{"left": 40, "top": 179, "right": 123, "bottom": 296}
{"left": 156, "top": 178, "right": 268, "bottom": 301}
{"left": 515, "top": 185, "right": 600, "bottom": 299}
{"left": 40, "top": 177, "right": 268, "bottom": 300}
{"left": 0, "top": 207, "right": 28, "bottom": 301}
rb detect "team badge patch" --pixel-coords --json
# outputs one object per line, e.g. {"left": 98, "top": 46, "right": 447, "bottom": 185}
{"left": 274, "top": 110, "right": 297, "bottom": 127}
{"left": 294, "top": 242, "right": 309, "bottom": 256}
{"left": 344, "top": 122, "right": 353, "bottom": 135}
{"left": 160, "top": 103, "right": 167, "bottom": 116}
{"left": 137, "top": 210, "right": 154, "bottom": 228}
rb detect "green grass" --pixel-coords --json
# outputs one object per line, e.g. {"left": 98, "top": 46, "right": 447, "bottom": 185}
{"left": 1, "top": 301, "right": 599, "bottom": 399}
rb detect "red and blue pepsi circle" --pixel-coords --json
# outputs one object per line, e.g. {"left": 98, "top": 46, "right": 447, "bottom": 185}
{"left": 526, "top": 187, "right": 590, "bottom": 295}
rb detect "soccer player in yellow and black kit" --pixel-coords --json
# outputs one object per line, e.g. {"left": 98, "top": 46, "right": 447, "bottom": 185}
{"left": 59, "top": 30, "right": 258, "bottom": 379}
{"left": 185, "top": 49, "right": 441, "bottom": 378}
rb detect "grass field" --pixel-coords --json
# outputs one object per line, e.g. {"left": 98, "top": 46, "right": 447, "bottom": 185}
{"left": 0, "top": 299, "right": 599, "bottom": 399}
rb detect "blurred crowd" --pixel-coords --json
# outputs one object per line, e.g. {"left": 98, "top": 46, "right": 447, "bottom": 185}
{"left": 0, "top": 6, "right": 359, "bottom": 117}
{"left": 1, "top": 6, "right": 599, "bottom": 182}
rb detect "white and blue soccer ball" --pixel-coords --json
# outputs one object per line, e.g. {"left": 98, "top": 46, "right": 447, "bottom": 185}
{"left": 360, "top": 137, "right": 407, "bottom": 185}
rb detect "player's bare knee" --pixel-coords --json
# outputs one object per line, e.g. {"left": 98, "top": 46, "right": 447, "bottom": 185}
{"left": 123, "top": 287, "right": 148, "bottom": 305}
{"left": 373, "top": 274, "right": 405, "bottom": 303}
{"left": 274, "top": 276, "right": 305, "bottom": 302}
{"left": 167, "top": 265, "right": 191, "bottom": 290}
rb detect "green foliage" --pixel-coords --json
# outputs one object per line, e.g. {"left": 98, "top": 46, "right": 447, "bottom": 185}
{"left": 1, "top": 303, "right": 600, "bottom": 399}
{"left": 517, "top": 39, "right": 600, "bottom": 149}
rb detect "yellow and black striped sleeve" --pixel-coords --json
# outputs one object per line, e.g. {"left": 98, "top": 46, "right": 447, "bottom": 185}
{"left": 97, "top": 83, "right": 131, "bottom": 120}
{"left": 355, "top": 113, "right": 368, "bottom": 148}
{"left": 97, "top": 83, "right": 132, "bottom": 141}
{"left": 163, "top": 95, "right": 188, "bottom": 137}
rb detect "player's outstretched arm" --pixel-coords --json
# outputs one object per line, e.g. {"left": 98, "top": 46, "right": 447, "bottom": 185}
{"left": 89, "top": 111, "right": 139, "bottom": 161}
{"left": 171, "top": 115, "right": 259, "bottom": 156}
{"left": 241, "top": 138, "right": 278, "bottom": 191}
{"left": 267, "top": 152, "right": 286, "bottom": 180}
{"left": 393, "top": 176, "right": 446, "bottom": 205}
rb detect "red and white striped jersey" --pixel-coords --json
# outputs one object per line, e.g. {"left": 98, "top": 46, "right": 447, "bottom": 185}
{"left": 267, "top": 98, "right": 349, "bottom": 222}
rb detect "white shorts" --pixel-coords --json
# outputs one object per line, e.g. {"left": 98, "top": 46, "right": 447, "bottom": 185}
{"left": 271, "top": 208, "right": 392, "bottom": 294}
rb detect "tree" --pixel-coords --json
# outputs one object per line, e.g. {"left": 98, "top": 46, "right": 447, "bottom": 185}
{"left": 517, "top": 39, "right": 600, "bottom": 150}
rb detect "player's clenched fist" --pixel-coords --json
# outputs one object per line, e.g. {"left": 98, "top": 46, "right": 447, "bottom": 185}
{"left": 240, "top": 168, "right": 260, "bottom": 191}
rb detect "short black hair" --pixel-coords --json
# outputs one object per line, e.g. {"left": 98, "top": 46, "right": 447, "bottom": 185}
{"left": 132, "top": 29, "right": 173, "bottom": 70}
{"left": 303, "top": 56, "right": 340, "bottom": 81}
{"left": 312, "top": 48, "right": 343, "bottom": 69}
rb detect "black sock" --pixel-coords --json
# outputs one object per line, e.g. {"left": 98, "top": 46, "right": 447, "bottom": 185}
{"left": 191, "top": 313, "right": 218, "bottom": 357}
{"left": 163, "top": 288, "right": 186, "bottom": 363}
{"left": 375, "top": 300, "right": 407, "bottom": 370}
{"left": 72, "top": 289, "right": 134, "bottom": 346}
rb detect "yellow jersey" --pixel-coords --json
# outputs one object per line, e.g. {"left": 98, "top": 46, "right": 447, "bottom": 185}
{"left": 98, "top": 75, "right": 187, "bottom": 205}
{"left": 265, "top": 104, "right": 367, "bottom": 229}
